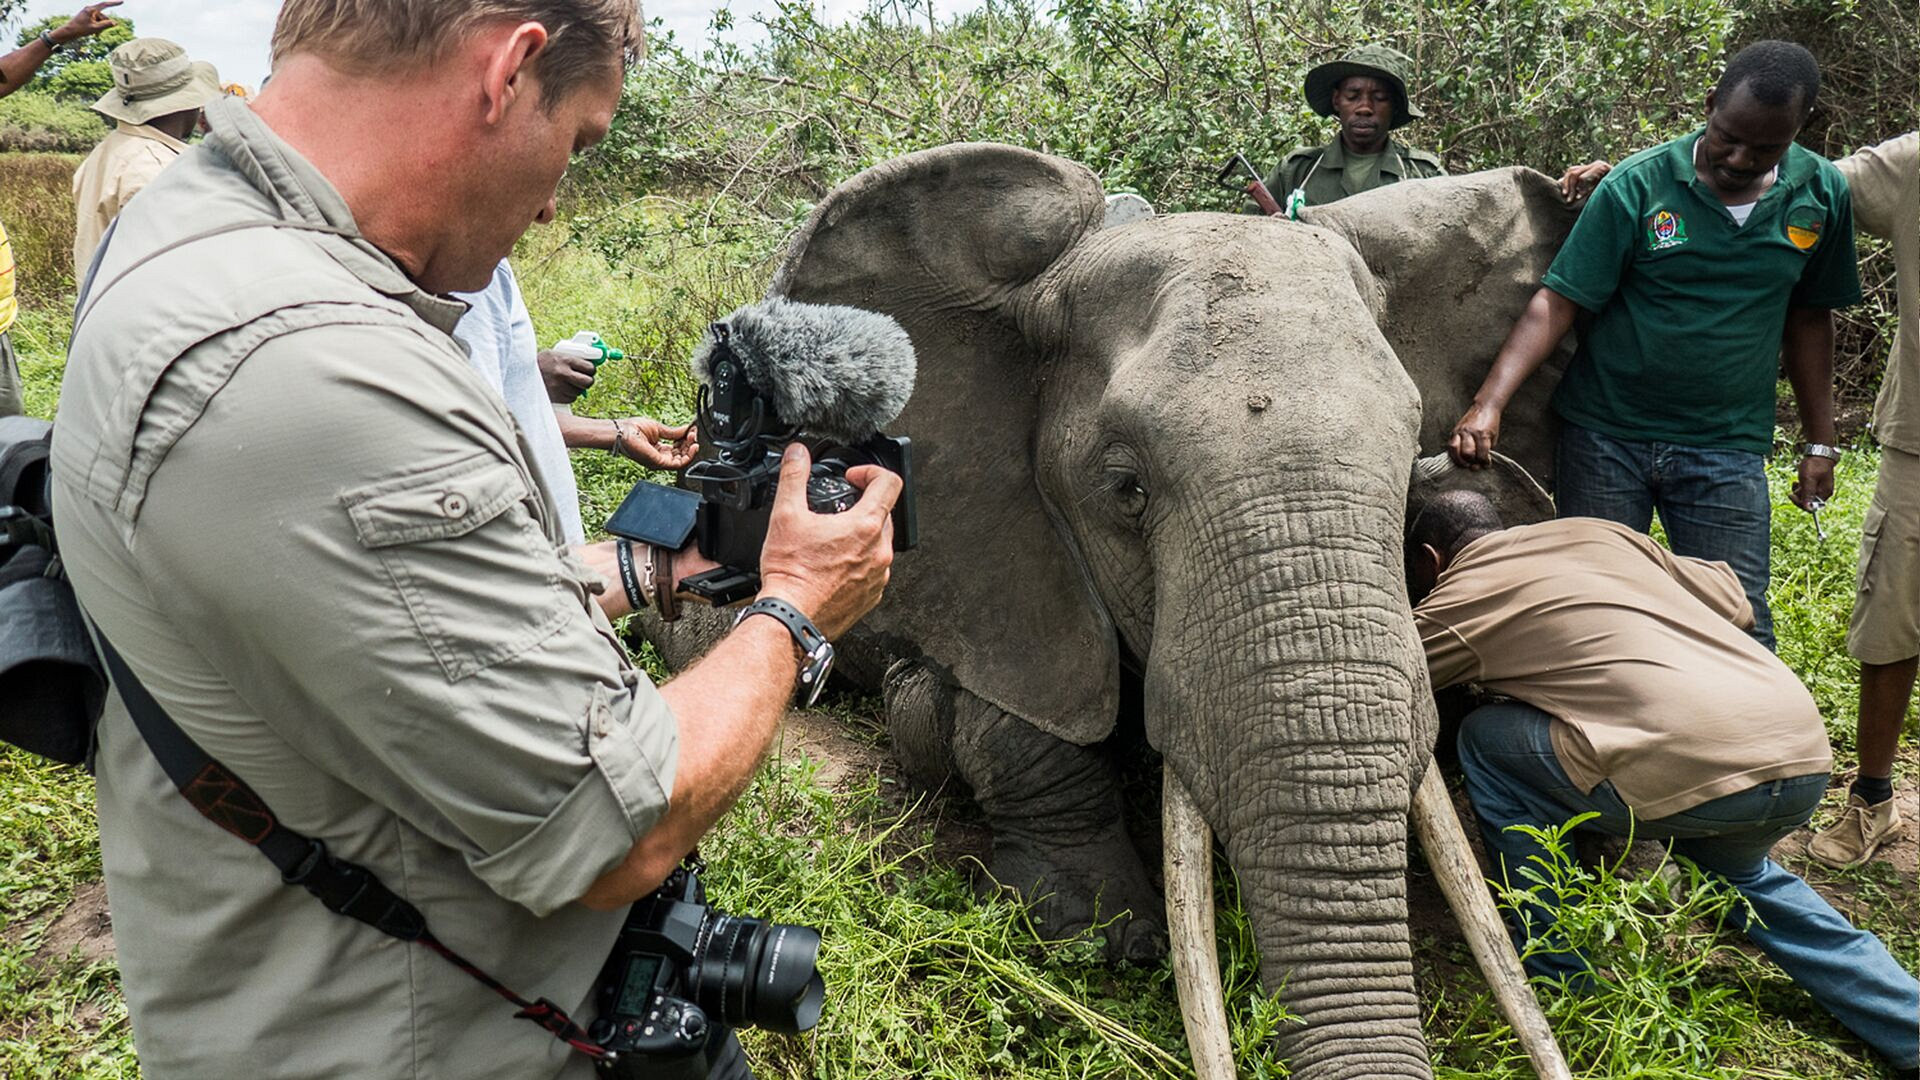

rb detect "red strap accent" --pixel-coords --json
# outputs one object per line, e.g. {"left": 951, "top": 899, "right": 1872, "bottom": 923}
{"left": 183, "top": 763, "right": 276, "bottom": 843}
{"left": 420, "top": 935, "right": 610, "bottom": 1060}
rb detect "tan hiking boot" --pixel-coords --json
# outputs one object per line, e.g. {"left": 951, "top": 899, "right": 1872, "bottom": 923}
{"left": 1808, "top": 793, "right": 1905, "bottom": 869}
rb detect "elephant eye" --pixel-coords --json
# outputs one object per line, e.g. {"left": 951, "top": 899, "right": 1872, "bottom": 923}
{"left": 1106, "top": 470, "right": 1149, "bottom": 520}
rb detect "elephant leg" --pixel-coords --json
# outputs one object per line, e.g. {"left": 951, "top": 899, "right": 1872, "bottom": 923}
{"left": 951, "top": 694, "right": 1167, "bottom": 963}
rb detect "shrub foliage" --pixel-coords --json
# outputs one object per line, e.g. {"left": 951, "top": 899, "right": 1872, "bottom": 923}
{"left": 576, "top": 0, "right": 1912, "bottom": 421}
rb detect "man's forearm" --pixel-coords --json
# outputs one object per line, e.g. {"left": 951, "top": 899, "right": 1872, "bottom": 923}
{"left": 580, "top": 617, "right": 800, "bottom": 907}
{"left": 1781, "top": 306, "right": 1837, "bottom": 444}
{"left": 1472, "top": 287, "right": 1582, "bottom": 409}
{"left": 555, "top": 406, "right": 619, "bottom": 451}
{"left": 0, "top": 38, "right": 56, "bottom": 97}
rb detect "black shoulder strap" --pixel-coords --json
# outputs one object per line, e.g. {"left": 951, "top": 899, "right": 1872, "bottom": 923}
{"left": 76, "top": 221, "right": 611, "bottom": 1065}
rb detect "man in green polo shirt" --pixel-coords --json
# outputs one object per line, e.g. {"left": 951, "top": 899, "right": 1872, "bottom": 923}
{"left": 1258, "top": 44, "right": 1445, "bottom": 213}
{"left": 1447, "top": 40, "right": 1860, "bottom": 650}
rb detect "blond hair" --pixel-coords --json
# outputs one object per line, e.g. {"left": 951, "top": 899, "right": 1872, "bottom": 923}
{"left": 272, "top": 1, "right": 643, "bottom": 102}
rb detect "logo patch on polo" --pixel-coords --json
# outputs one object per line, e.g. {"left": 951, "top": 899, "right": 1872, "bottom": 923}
{"left": 1786, "top": 210, "right": 1823, "bottom": 251}
{"left": 1646, "top": 209, "right": 1689, "bottom": 251}
{"left": 1643, "top": 206, "right": 1689, "bottom": 249}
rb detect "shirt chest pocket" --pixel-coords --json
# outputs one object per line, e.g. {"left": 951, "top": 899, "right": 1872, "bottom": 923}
{"left": 343, "top": 455, "right": 572, "bottom": 682}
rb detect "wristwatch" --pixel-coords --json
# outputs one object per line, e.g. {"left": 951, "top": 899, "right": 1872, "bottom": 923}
{"left": 38, "top": 30, "right": 59, "bottom": 51}
{"left": 734, "top": 597, "right": 834, "bottom": 707}
{"left": 1801, "top": 443, "right": 1843, "bottom": 461}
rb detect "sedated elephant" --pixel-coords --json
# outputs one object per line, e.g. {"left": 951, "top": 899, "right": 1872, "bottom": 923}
{"left": 646, "top": 144, "right": 1580, "bottom": 1078}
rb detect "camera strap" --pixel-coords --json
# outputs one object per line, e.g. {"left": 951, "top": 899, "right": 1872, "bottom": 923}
{"left": 96, "top": 635, "right": 614, "bottom": 1061}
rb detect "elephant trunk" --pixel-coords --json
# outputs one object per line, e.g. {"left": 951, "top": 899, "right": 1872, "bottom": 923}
{"left": 1149, "top": 486, "right": 1435, "bottom": 1079}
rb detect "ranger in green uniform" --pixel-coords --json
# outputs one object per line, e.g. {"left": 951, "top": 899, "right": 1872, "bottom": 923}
{"left": 1261, "top": 44, "right": 1445, "bottom": 212}
{"left": 1449, "top": 41, "right": 1860, "bottom": 653}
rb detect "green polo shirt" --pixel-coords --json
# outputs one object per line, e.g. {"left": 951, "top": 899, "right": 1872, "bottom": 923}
{"left": 1544, "top": 130, "right": 1861, "bottom": 454}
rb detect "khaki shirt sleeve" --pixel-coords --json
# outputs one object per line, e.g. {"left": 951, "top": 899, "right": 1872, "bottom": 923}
{"left": 135, "top": 318, "right": 677, "bottom": 917}
{"left": 1836, "top": 132, "right": 1917, "bottom": 242}
{"left": 1633, "top": 534, "right": 1755, "bottom": 630}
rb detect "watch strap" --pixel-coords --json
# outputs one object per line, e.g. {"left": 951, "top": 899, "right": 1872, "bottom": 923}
{"left": 1801, "top": 442, "right": 1843, "bottom": 461}
{"left": 651, "top": 543, "right": 678, "bottom": 621}
{"left": 734, "top": 597, "right": 833, "bottom": 706}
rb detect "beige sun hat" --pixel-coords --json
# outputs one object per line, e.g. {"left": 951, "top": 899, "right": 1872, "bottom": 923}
{"left": 93, "top": 38, "right": 224, "bottom": 126}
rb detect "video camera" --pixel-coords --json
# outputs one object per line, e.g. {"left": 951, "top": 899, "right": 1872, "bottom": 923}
{"left": 591, "top": 859, "right": 823, "bottom": 1080}
{"left": 603, "top": 299, "right": 919, "bottom": 607}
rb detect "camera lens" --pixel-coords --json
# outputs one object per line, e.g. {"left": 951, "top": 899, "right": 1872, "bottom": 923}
{"left": 688, "top": 913, "right": 824, "bottom": 1035}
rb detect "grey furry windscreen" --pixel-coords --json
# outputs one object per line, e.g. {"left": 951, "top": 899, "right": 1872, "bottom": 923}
{"left": 690, "top": 298, "right": 917, "bottom": 444}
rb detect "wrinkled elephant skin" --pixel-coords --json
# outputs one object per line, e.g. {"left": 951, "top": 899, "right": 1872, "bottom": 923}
{"left": 643, "top": 146, "right": 1578, "bottom": 1078}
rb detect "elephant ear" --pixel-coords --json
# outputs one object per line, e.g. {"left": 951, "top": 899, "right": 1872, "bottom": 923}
{"left": 769, "top": 143, "right": 1122, "bottom": 745}
{"left": 1302, "top": 167, "right": 1579, "bottom": 487}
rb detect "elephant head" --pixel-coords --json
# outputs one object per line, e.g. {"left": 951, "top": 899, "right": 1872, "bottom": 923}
{"left": 768, "top": 144, "right": 1577, "bottom": 1077}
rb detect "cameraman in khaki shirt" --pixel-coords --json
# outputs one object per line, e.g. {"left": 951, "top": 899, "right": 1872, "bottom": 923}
{"left": 50, "top": 3, "right": 898, "bottom": 1078}
{"left": 1811, "top": 131, "right": 1919, "bottom": 868}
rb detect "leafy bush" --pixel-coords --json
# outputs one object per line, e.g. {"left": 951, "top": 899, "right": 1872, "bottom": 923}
{"left": 0, "top": 91, "right": 104, "bottom": 153}
{"left": 573, "top": 0, "right": 1907, "bottom": 424}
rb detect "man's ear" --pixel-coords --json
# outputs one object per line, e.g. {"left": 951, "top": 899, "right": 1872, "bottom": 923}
{"left": 480, "top": 21, "right": 550, "bottom": 125}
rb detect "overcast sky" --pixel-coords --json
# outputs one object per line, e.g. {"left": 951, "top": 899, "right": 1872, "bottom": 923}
{"left": 12, "top": 0, "right": 955, "bottom": 90}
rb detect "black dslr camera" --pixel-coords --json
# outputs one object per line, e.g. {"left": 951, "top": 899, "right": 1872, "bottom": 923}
{"left": 603, "top": 318, "right": 918, "bottom": 606}
{"left": 591, "top": 859, "right": 824, "bottom": 1079}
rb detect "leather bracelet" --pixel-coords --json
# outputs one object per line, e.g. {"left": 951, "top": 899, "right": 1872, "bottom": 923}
{"left": 608, "top": 418, "right": 631, "bottom": 461}
{"left": 651, "top": 544, "right": 678, "bottom": 622}
{"left": 1801, "top": 442, "right": 1843, "bottom": 461}
{"left": 734, "top": 597, "right": 835, "bottom": 706}
{"left": 613, "top": 539, "right": 648, "bottom": 612}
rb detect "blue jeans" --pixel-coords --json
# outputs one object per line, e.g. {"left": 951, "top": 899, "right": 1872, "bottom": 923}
{"left": 1457, "top": 701, "right": 1920, "bottom": 1069}
{"left": 1555, "top": 421, "right": 1775, "bottom": 650}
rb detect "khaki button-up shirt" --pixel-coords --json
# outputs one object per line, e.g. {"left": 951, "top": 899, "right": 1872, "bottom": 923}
{"left": 1416, "top": 519, "right": 1831, "bottom": 820}
{"left": 71, "top": 120, "right": 187, "bottom": 277}
{"left": 1836, "top": 132, "right": 1918, "bottom": 454}
{"left": 51, "top": 98, "right": 677, "bottom": 1080}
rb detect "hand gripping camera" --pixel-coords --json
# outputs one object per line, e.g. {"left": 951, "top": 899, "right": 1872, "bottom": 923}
{"left": 602, "top": 298, "right": 918, "bottom": 606}
{"left": 591, "top": 859, "right": 824, "bottom": 1079}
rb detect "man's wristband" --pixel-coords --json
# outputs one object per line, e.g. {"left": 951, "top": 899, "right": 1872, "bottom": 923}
{"left": 614, "top": 539, "right": 649, "bottom": 612}
{"left": 38, "top": 30, "right": 59, "bottom": 51}
{"left": 734, "top": 597, "right": 834, "bottom": 707}
{"left": 1801, "top": 443, "right": 1843, "bottom": 462}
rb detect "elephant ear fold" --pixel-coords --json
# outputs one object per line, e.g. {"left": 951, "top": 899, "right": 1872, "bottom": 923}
{"left": 1407, "top": 452, "right": 1555, "bottom": 530}
{"left": 771, "top": 144, "right": 1123, "bottom": 746}
{"left": 1302, "top": 167, "right": 1579, "bottom": 486}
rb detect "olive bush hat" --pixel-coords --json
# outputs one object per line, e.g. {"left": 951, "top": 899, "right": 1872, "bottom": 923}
{"left": 1304, "top": 44, "right": 1424, "bottom": 129}
{"left": 94, "top": 38, "right": 223, "bottom": 126}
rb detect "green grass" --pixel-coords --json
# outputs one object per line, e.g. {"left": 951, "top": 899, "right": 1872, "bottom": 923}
{"left": 2, "top": 171, "right": 1914, "bottom": 1078}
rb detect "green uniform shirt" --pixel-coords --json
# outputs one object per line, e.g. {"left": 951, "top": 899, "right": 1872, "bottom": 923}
{"left": 51, "top": 98, "right": 675, "bottom": 1080}
{"left": 1546, "top": 131, "right": 1863, "bottom": 454}
{"left": 1260, "top": 136, "right": 1445, "bottom": 209}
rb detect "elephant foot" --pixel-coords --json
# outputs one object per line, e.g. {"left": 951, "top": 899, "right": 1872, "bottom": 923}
{"left": 989, "top": 826, "right": 1169, "bottom": 963}
{"left": 949, "top": 698, "right": 1166, "bottom": 964}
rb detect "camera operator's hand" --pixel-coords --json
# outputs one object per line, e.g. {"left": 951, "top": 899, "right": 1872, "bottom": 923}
{"left": 757, "top": 443, "right": 900, "bottom": 639}
{"left": 538, "top": 348, "right": 596, "bottom": 404}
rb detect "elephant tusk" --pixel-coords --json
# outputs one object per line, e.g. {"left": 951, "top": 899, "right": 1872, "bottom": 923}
{"left": 1163, "top": 772, "right": 1238, "bottom": 1080}
{"left": 1411, "top": 766, "right": 1574, "bottom": 1080}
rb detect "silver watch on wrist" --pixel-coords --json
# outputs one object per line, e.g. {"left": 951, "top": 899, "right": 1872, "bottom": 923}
{"left": 1801, "top": 442, "right": 1843, "bottom": 462}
